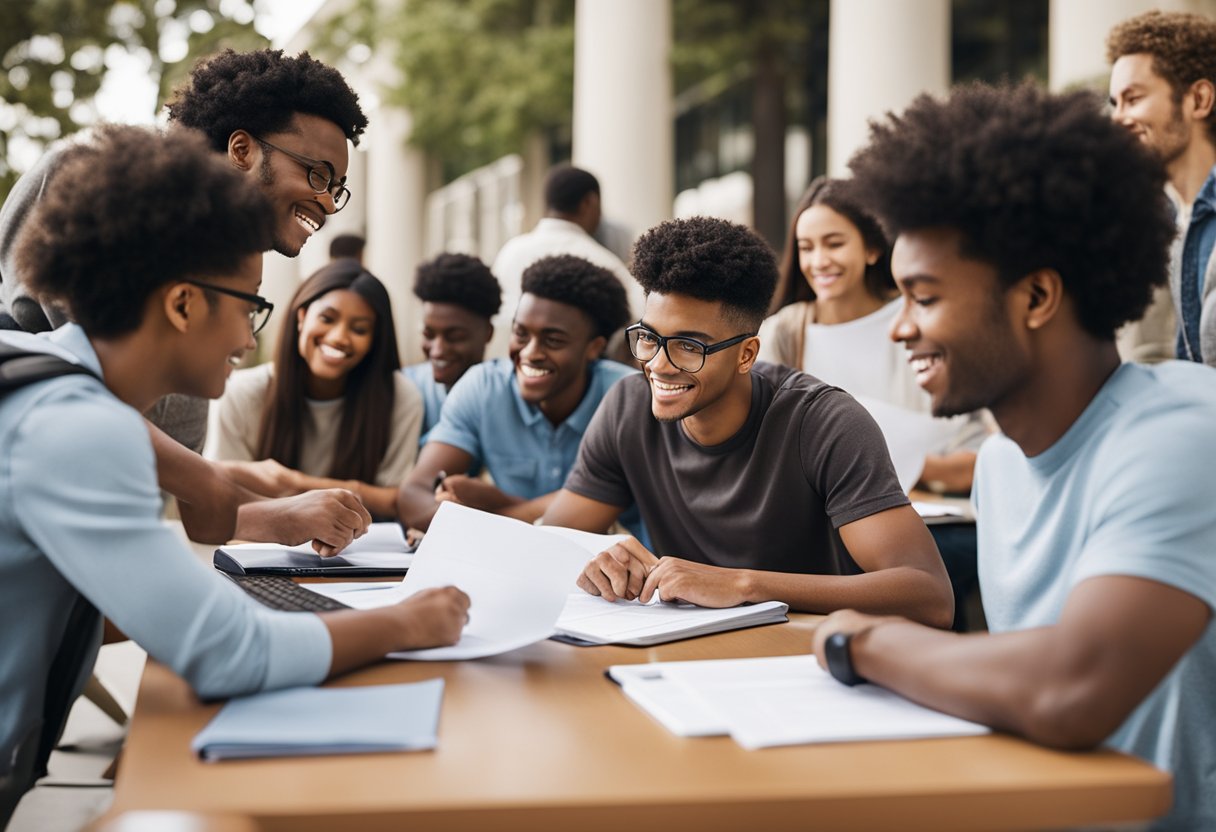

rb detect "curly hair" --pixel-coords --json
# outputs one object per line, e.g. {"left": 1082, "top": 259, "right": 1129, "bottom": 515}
{"left": 15, "top": 125, "right": 273, "bottom": 338}
{"left": 846, "top": 82, "right": 1173, "bottom": 341}
{"left": 166, "top": 49, "right": 368, "bottom": 151}
{"left": 773, "top": 176, "right": 894, "bottom": 312}
{"left": 520, "top": 254, "right": 630, "bottom": 339}
{"left": 413, "top": 253, "right": 503, "bottom": 320}
{"left": 1107, "top": 10, "right": 1216, "bottom": 142}
{"left": 631, "top": 216, "right": 778, "bottom": 330}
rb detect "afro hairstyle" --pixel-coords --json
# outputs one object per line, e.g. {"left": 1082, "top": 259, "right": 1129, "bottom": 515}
{"left": 544, "top": 165, "right": 600, "bottom": 214}
{"left": 520, "top": 254, "right": 630, "bottom": 340}
{"left": 16, "top": 125, "right": 273, "bottom": 338}
{"left": 166, "top": 49, "right": 368, "bottom": 152}
{"left": 413, "top": 253, "right": 503, "bottom": 320}
{"left": 630, "top": 216, "right": 778, "bottom": 331}
{"left": 1107, "top": 10, "right": 1216, "bottom": 143}
{"left": 846, "top": 81, "right": 1174, "bottom": 341}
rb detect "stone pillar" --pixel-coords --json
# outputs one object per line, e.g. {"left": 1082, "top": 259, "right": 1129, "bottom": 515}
{"left": 573, "top": 0, "right": 673, "bottom": 316}
{"left": 827, "top": 0, "right": 950, "bottom": 176}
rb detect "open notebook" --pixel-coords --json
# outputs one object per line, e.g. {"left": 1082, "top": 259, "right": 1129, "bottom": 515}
{"left": 214, "top": 522, "right": 415, "bottom": 577}
{"left": 555, "top": 593, "right": 788, "bottom": 646}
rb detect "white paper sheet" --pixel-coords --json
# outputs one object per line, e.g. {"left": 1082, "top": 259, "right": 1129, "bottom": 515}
{"left": 626, "top": 655, "right": 989, "bottom": 750}
{"left": 219, "top": 522, "right": 414, "bottom": 569}
{"left": 852, "top": 395, "right": 959, "bottom": 492}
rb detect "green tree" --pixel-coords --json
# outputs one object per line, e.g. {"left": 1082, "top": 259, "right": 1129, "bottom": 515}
{"left": 0, "top": 0, "right": 266, "bottom": 201}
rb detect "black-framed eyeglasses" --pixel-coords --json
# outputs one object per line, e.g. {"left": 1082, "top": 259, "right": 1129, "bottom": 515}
{"left": 187, "top": 280, "right": 275, "bottom": 335}
{"left": 625, "top": 323, "right": 756, "bottom": 373}
{"left": 253, "top": 136, "right": 351, "bottom": 212}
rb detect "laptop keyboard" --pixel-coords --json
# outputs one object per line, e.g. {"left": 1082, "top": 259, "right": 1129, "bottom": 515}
{"left": 224, "top": 574, "right": 352, "bottom": 613}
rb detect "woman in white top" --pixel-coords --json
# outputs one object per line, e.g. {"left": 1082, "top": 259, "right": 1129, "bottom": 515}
{"left": 758, "top": 177, "right": 986, "bottom": 494}
{"left": 209, "top": 260, "right": 422, "bottom": 518}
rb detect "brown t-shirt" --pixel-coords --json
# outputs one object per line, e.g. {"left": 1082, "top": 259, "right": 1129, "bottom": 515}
{"left": 563, "top": 362, "right": 909, "bottom": 575}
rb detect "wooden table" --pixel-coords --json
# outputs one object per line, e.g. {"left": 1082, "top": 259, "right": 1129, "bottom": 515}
{"left": 107, "top": 616, "right": 1170, "bottom": 832}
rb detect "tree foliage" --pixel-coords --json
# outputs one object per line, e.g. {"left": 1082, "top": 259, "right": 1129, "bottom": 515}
{"left": 0, "top": 0, "right": 266, "bottom": 200}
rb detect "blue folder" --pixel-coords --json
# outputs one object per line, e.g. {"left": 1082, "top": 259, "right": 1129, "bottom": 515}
{"left": 191, "top": 678, "right": 444, "bottom": 761}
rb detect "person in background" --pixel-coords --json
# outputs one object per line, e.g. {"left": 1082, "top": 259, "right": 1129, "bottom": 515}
{"left": 329, "top": 232, "right": 365, "bottom": 264}
{"left": 760, "top": 177, "right": 990, "bottom": 630}
{"left": 1108, "top": 9, "right": 1216, "bottom": 367}
{"left": 402, "top": 253, "right": 502, "bottom": 446}
{"left": 208, "top": 261, "right": 423, "bottom": 520}
{"left": 398, "top": 254, "right": 641, "bottom": 534}
{"left": 811, "top": 82, "right": 1216, "bottom": 830}
{"left": 0, "top": 125, "right": 467, "bottom": 826}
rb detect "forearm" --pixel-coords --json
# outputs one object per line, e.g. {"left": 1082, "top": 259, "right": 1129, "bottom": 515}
{"left": 850, "top": 621, "right": 1107, "bottom": 748}
{"left": 322, "top": 606, "right": 414, "bottom": 677}
{"left": 150, "top": 423, "right": 243, "bottom": 543}
{"left": 498, "top": 490, "right": 557, "bottom": 524}
{"left": 919, "top": 450, "right": 977, "bottom": 495}
{"left": 343, "top": 482, "right": 400, "bottom": 521}
{"left": 397, "top": 482, "right": 440, "bottom": 530}
{"left": 744, "top": 566, "right": 954, "bottom": 628}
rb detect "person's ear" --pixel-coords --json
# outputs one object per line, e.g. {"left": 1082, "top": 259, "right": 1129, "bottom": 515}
{"left": 1017, "top": 268, "right": 1063, "bottom": 332}
{"left": 737, "top": 335, "right": 760, "bottom": 374}
{"left": 296, "top": 305, "right": 307, "bottom": 330}
{"left": 162, "top": 283, "right": 198, "bottom": 334}
{"left": 865, "top": 248, "right": 880, "bottom": 267}
{"left": 1188, "top": 78, "right": 1215, "bottom": 122}
{"left": 483, "top": 321, "right": 495, "bottom": 345}
{"left": 584, "top": 334, "right": 608, "bottom": 362}
{"left": 228, "top": 130, "right": 258, "bottom": 172}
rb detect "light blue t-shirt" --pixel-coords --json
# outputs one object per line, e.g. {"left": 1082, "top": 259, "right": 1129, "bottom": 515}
{"left": 426, "top": 357, "right": 645, "bottom": 539}
{"left": 0, "top": 325, "right": 331, "bottom": 773}
{"left": 975, "top": 361, "right": 1216, "bottom": 831}
{"left": 402, "top": 362, "right": 447, "bottom": 446}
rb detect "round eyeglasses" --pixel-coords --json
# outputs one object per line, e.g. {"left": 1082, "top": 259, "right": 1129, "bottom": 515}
{"left": 253, "top": 136, "right": 351, "bottom": 212}
{"left": 186, "top": 280, "right": 275, "bottom": 335}
{"left": 625, "top": 323, "right": 756, "bottom": 373}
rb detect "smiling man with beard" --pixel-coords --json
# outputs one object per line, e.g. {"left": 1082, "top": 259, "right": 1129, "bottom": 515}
{"left": 808, "top": 82, "right": 1216, "bottom": 831}
{"left": 396, "top": 254, "right": 643, "bottom": 537}
{"left": 541, "top": 216, "right": 953, "bottom": 627}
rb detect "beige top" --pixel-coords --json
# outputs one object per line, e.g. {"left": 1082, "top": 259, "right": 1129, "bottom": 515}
{"left": 205, "top": 362, "right": 422, "bottom": 486}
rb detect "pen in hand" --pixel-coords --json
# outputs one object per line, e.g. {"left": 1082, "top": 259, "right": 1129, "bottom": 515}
{"left": 433, "top": 470, "right": 447, "bottom": 494}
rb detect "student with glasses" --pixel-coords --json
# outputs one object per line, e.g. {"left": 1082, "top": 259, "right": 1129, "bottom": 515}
{"left": 0, "top": 126, "right": 469, "bottom": 825}
{"left": 0, "top": 48, "right": 375, "bottom": 554}
{"left": 543, "top": 217, "right": 953, "bottom": 627}
{"left": 206, "top": 261, "right": 424, "bottom": 520}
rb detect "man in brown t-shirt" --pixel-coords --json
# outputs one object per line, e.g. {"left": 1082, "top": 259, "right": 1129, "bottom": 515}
{"left": 544, "top": 217, "right": 953, "bottom": 626}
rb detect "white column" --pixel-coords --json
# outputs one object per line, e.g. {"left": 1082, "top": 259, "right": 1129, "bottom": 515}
{"left": 827, "top": 0, "right": 950, "bottom": 176}
{"left": 1047, "top": 0, "right": 1205, "bottom": 90}
{"left": 365, "top": 104, "right": 429, "bottom": 365}
{"left": 573, "top": 0, "right": 672, "bottom": 315}
{"left": 256, "top": 251, "right": 302, "bottom": 364}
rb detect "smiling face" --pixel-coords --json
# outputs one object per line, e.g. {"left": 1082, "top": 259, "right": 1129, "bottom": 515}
{"left": 252, "top": 113, "right": 350, "bottom": 258}
{"left": 1109, "top": 53, "right": 1192, "bottom": 164}
{"left": 639, "top": 292, "right": 753, "bottom": 426}
{"left": 889, "top": 228, "right": 1029, "bottom": 418}
{"left": 296, "top": 288, "right": 375, "bottom": 400}
{"left": 796, "top": 204, "right": 877, "bottom": 304}
{"left": 176, "top": 252, "right": 264, "bottom": 400}
{"left": 421, "top": 301, "right": 492, "bottom": 388}
{"left": 508, "top": 293, "right": 603, "bottom": 417}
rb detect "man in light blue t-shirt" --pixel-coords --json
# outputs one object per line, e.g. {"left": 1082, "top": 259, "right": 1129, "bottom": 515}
{"left": 397, "top": 254, "right": 642, "bottom": 537}
{"left": 809, "top": 84, "right": 1216, "bottom": 830}
{"left": 401, "top": 253, "right": 501, "bottom": 446}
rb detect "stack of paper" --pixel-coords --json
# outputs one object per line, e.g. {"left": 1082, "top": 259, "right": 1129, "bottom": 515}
{"left": 556, "top": 593, "right": 788, "bottom": 646}
{"left": 608, "top": 655, "right": 988, "bottom": 749}
{"left": 214, "top": 522, "right": 414, "bottom": 577}
{"left": 191, "top": 678, "right": 444, "bottom": 761}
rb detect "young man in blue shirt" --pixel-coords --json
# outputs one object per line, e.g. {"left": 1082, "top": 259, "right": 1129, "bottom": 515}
{"left": 397, "top": 254, "right": 638, "bottom": 532}
{"left": 811, "top": 83, "right": 1216, "bottom": 830}
{"left": 401, "top": 253, "right": 502, "bottom": 446}
{"left": 0, "top": 125, "right": 468, "bottom": 824}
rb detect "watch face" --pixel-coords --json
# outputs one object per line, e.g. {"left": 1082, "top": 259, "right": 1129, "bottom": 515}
{"left": 825, "top": 631, "right": 866, "bottom": 687}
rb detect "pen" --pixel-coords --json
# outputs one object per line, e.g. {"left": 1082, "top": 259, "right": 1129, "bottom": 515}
{"left": 433, "top": 470, "right": 447, "bottom": 492}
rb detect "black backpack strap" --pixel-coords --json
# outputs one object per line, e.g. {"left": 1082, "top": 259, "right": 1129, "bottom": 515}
{"left": 0, "top": 343, "right": 99, "bottom": 395}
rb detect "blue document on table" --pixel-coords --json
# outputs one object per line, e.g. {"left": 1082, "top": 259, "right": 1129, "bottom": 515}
{"left": 191, "top": 678, "right": 444, "bottom": 761}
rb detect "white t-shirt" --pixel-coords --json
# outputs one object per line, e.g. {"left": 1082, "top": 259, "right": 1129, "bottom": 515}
{"left": 206, "top": 362, "right": 422, "bottom": 486}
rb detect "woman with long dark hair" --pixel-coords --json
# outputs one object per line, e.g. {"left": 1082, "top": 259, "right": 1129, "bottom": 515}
{"left": 208, "top": 259, "right": 422, "bottom": 519}
{"left": 758, "top": 176, "right": 987, "bottom": 494}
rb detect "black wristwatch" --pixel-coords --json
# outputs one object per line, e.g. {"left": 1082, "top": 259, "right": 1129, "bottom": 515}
{"left": 824, "top": 631, "right": 867, "bottom": 686}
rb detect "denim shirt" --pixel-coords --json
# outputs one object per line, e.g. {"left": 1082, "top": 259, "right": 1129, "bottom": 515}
{"left": 1176, "top": 166, "right": 1216, "bottom": 362}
